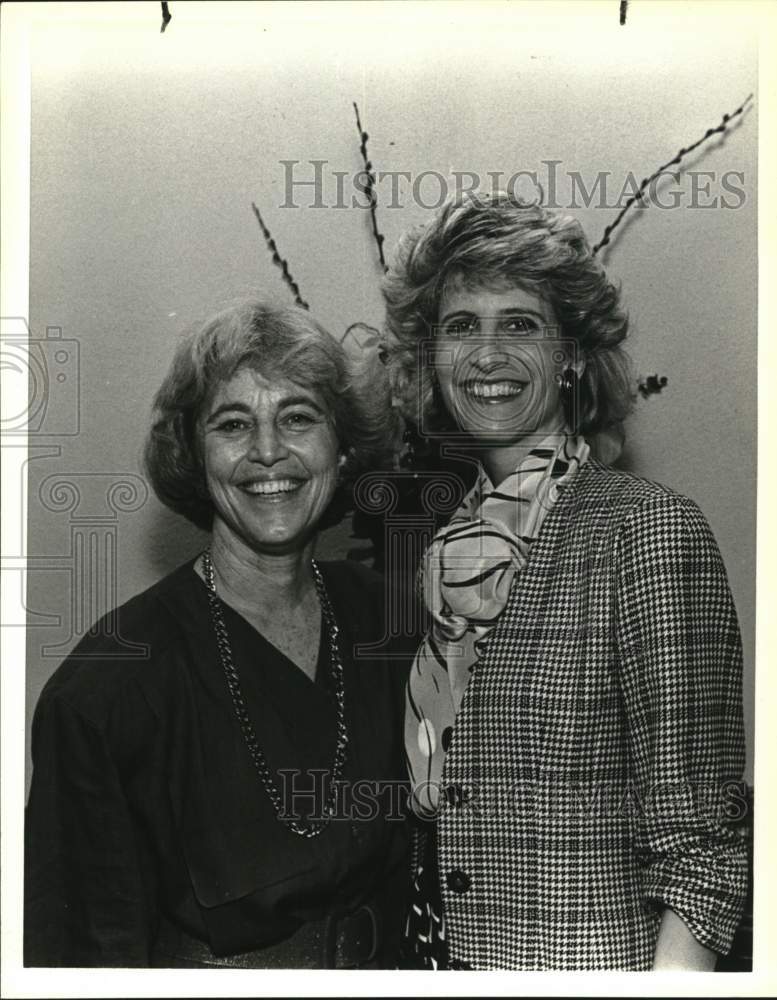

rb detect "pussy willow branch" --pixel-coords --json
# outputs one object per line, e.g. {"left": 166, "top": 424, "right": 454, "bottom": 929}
{"left": 251, "top": 202, "right": 309, "bottom": 310}
{"left": 353, "top": 102, "right": 388, "bottom": 273}
{"left": 160, "top": 2, "right": 172, "bottom": 32}
{"left": 593, "top": 92, "right": 753, "bottom": 255}
{"left": 637, "top": 374, "right": 668, "bottom": 398}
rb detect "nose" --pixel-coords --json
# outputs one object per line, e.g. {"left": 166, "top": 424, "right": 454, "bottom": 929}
{"left": 247, "top": 423, "right": 289, "bottom": 465}
{"left": 467, "top": 319, "right": 509, "bottom": 360}
{"left": 467, "top": 339, "right": 514, "bottom": 374}
{"left": 470, "top": 316, "right": 502, "bottom": 343}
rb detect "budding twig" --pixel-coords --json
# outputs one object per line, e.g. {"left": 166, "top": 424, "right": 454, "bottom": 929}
{"left": 353, "top": 102, "right": 388, "bottom": 273}
{"left": 251, "top": 202, "right": 309, "bottom": 310}
{"left": 593, "top": 93, "right": 753, "bottom": 255}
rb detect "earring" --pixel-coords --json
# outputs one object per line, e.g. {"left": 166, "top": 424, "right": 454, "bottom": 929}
{"left": 559, "top": 368, "right": 577, "bottom": 393}
{"left": 336, "top": 453, "right": 348, "bottom": 483}
{"left": 559, "top": 367, "right": 579, "bottom": 432}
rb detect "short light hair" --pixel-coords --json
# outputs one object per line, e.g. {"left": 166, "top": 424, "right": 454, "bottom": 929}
{"left": 145, "top": 298, "right": 397, "bottom": 530}
{"left": 382, "top": 191, "right": 635, "bottom": 436}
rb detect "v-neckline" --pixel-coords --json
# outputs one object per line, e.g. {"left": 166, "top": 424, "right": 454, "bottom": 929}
{"left": 190, "top": 564, "right": 327, "bottom": 689}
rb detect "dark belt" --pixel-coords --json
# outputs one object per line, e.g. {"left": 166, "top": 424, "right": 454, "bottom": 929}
{"left": 151, "top": 905, "right": 380, "bottom": 969}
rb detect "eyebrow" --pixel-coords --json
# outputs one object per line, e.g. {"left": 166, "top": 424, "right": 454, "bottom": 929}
{"left": 204, "top": 394, "right": 325, "bottom": 426}
{"left": 439, "top": 307, "right": 549, "bottom": 325}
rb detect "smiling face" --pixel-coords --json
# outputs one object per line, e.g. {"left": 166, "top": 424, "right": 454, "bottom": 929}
{"left": 199, "top": 366, "right": 339, "bottom": 556}
{"left": 433, "top": 281, "right": 577, "bottom": 450}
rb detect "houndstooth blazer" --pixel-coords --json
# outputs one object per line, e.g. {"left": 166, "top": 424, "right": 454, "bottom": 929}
{"left": 436, "top": 458, "right": 748, "bottom": 970}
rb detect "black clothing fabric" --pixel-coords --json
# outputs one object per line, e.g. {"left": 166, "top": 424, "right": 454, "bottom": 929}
{"left": 400, "top": 823, "right": 450, "bottom": 970}
{"left": 24, "top": 559, "right": 410, "bottom": 967}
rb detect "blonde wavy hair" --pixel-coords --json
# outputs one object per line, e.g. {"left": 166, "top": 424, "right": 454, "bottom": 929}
{"left": 145, "top": 298, "right": 398, "bottom": 530}
{"left": 382, "top": 191, "right": 635, "bottom": 437}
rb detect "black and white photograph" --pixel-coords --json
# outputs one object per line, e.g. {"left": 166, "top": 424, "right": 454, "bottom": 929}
{"left": 1, "top": 1, "right": 775, "bottom": 995}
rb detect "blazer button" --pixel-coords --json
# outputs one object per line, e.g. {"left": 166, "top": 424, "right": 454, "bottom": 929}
{"left": 446, "top": 869, "right": 471, "bottom": 894}
{"left": 443, "top": 784, "right": 469, "bottom": 807}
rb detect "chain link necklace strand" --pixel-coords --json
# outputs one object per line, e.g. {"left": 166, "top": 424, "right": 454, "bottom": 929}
{"left": 201, "top": 548, "right": 349, "bottom": 838}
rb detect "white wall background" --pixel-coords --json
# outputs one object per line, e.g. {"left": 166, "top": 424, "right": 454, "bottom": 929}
{"left": 22, "top": 2, "right": 757, "bottom": 781}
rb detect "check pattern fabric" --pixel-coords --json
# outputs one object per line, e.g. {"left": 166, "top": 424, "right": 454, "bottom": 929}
{"left": 406, "top": 434, "right": 590, "bottom": 817}
{"left": 433, "top": 459, "right": 747, "bottom": 970}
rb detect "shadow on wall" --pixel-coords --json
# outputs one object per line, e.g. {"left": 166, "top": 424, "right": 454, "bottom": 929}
{"left": 141, "top": 493, "right": 372, "bottom": 575}
{"left": 144, "top": 503, "right": 208, "bottom": 580}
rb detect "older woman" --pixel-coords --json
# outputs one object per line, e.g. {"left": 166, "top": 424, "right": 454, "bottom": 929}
{"left": 383, "top": 192, "right": 748, "bottom": 971}
{"left": 24, "top": 299, "right": 408, "bottom": 968}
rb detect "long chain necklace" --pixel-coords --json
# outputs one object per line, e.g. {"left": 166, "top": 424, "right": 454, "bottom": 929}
{"left": 201, "top": 548, "right": 349, "bottom": 838}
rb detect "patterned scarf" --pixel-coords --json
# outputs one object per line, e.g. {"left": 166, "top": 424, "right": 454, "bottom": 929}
{"left": 405, "top": 433, "right": 590, "bottom": 816}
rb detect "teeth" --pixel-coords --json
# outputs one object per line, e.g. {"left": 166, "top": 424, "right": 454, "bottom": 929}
{"left": 242, "top": 479, "right": 301, "bottom": 495}
{"left": 465, "top": 381, "right": 525, "bottom": 398}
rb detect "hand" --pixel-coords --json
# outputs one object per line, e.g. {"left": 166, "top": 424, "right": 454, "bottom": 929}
{"left": 652, "top": 908, "right": 717, "bottom": 970}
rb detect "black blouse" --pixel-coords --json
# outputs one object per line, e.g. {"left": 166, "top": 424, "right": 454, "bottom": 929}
{"left": 24, "top": 559, "right": 410, "bottom": 967}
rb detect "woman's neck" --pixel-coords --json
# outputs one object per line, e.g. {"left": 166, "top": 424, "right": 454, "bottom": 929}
{"left": 480, "top": 430, "right": 569, "bottom": 487}
{"left": 203, "top": 522, "right": 316, "bottom": 613}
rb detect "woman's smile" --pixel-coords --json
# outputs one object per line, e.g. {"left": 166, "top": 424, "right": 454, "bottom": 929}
{"left": 238, "top": 476, "right": 306, "bottom": 498}
{"left": 459, "top": 378, "right": 529, "bottom": 401}
{"left": 434, "top": 282, "right": 572, "bottom": 454}
{"left": 201, "top": 367, "right": 339, "bottom": 553}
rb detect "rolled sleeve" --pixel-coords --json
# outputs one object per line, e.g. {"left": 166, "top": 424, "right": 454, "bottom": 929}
{"left": 615, "top": 494, "right": 748, "bottom": 955}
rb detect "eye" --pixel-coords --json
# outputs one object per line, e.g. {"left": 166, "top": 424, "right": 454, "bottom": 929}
{"left": 216, "top": 417, "right": 250, "bottom": 433}
{"left": 502, "top": 316, "right": 538, "bottom": 336}
{"left": 282, "top": 410, "right": 320, "bottom": 431}
{"left": 441, "top": 316, "right": 478, "bottom": 338}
